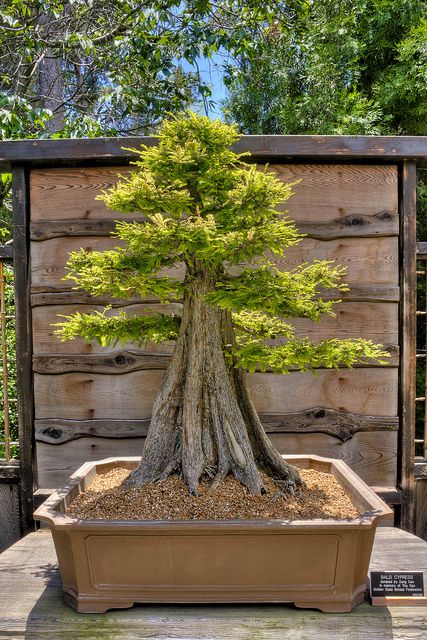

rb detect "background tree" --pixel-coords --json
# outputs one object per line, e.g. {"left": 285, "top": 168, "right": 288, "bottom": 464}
{"left": 224, "top": 0, "right": 427, "bottom": 136}
{"left": 56, "top": 113, "right": 387, "bottom": 495}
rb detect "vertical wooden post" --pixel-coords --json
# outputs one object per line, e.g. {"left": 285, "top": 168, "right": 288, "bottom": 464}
{"left": 399, "top": 161, "right": 417, "bottom": 533}
{"left": 12, "top": 165, "right": 36, "bottom": 535}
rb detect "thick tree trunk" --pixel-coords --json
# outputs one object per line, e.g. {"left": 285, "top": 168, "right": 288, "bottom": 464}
{"left": 126, "top": 269, "right": 302, "bottom": 495}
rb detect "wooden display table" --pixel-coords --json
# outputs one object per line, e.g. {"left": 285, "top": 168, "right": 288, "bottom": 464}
{"left": 0, "top": 527, "right": 426, "bottom": 639}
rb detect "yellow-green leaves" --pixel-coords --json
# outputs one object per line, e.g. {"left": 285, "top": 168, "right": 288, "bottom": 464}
{"left": 55, "top": 309, "right": 180, "bottom": 347}
{"left": 206, "top": 261, "right": 348, "bottom": 320}
{"left": 64, "top": 248, "right": 183, "bottom": 301}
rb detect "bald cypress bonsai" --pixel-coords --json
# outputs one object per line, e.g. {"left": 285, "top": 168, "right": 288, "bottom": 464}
{"left": 56, "top": 112, "right": 387, "bottom": 497}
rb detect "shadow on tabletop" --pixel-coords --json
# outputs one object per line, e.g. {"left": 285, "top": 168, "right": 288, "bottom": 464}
{"left": 24, "top": 567, "right": 395, "bottom": 640}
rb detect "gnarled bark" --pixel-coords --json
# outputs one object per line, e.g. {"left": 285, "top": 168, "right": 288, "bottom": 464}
{"left": 125, "top": 269, "right": 302, "bottom": 495}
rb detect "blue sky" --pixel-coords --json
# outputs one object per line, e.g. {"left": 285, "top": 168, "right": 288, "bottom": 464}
{"left": 181, "top": 54, "right": 228, "bottom": 119}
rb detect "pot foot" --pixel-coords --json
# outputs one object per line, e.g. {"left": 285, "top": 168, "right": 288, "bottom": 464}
{"left": 64, "top": 592, "right": 135, "bottom": 613}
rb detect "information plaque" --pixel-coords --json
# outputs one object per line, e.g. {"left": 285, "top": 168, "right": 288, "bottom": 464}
{"left": 370, "top": 571, "right": 426, "bottom": 606}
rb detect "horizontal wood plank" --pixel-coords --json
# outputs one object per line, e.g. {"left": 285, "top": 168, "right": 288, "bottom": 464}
{"left": 30, "top": 284, "right": 401, "bottom": 307}
{"left": 34, "top": 409, "right": 399, "bottom": 445}
{"left": 31, "top": 301, "right": 398, "bottom": 356}
{"left": 30, "top": 164, "right": 397, "bottom": 225}
{"left": 35, "top": 430, "right": 397, "bottom": 488}
{"left": 276, "top": 237, "right": 398, "bottom": 285}
{"left": 33, "top": 368, "right": 398, "bottom": 421}
{"left": 272, "top": 164, "right": 398, "bottom": 223}
{"left": 32, "top": 303, "right": 179, "bottom": 355}
{"left": 31, "top": 212, "right": 398, "bottom": 242}
{"left": 32, "top": 345, "right": 399, "bottom": 373}
{"left": 30, "top": 167, "right": 130, "bottom": 220}
{"left": 30, "top": 236, "right": 398, "bottom": 292}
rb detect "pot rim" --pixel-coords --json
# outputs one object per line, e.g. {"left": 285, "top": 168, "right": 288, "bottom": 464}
{"left": 33, "top": 454, "right": 393, "bottom": 528}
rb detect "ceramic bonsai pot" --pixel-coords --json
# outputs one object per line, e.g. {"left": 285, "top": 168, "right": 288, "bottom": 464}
{"left": 34, "top": 454, "right": 392, "bottom": 613}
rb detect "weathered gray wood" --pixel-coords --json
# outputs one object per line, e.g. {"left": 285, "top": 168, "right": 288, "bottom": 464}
{"left": 30, "top": 217, "right": 142, "bottom": 240}
{"left": 0, "top": 528, "right": 425, "bottom": 640}
{"left": 0, "top": 242, "right": 14, "bottom": 260}
{"left": 36, "top": 431, "right": 397, "bottom": 488}
{"left": 32, "top": 345, "right": 399, "bottom": 373}
{"left": 399, "top": 162, "right": 417, "bottom": 533}
{"left": 1, "top": 135, "right": 427, "bottom": 166}
{"left": 12, "top": 166, "right": 36, "bottom": 536}
{"left": 34, "top": 409, "right": 399, "bottom": 445}
{"left": 30, "top": 211, "right": 398, "bottom": 241}
{"left": 33, "top": 368, "right": 399, "bottom": 421}
{"left": 297, "top": 211, "right": 398, "bottom": 239}
{"left": 0, "top": 462, "right": 21, "bottom": 551}
{"left": 31, "top": 283, "right": 401, "bottom": 306}
{"left": 417, "top": 241, "right": 427, "bottom": 259}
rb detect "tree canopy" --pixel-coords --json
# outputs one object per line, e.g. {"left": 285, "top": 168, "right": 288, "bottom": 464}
{"left": 224, "top": 0, "right": 427, "bottom": 135}
{"left": 55, "top": 113, "right": 388, "bottom": 494}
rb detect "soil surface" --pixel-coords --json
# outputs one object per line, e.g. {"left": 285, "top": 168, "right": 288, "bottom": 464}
{"left": 66, "top": 467, "right": 362, "bottom": 521}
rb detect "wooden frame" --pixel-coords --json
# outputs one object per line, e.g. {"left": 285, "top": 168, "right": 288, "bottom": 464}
{"left": 398, "top": 162, "right": 417, "bottom": 533}
{"left": 1, "top": 136, "right": 425, "bottom": 533}
{"left": 1, "top": 136, "right": 427, "bottom": 168}
{"left": 12, "top": 166, "right": 36, "bottom": 535}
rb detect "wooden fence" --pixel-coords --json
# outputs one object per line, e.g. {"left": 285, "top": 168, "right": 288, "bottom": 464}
{"left": 2, "top": 135, "right": 424, "bottom": 533}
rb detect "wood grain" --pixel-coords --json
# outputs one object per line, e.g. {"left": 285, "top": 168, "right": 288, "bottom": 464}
{"left": 31, "top": 283, "right": 401, "bottom": 306}
{"left": 32, "top": 303, "right": 180, "bottom": 354}
{"left": 30, "top": 217, "right": 142, "bottom": 240}
{"left": 32, "top": 345, "right": 399, "bottom": 374}
{"left": 35, "top": 430, "right": 397, "bottom": 488}
{"left": 12, "top": 166, "right": 35, "bottom": 536}
{"left": 248, "top": 369, "right": 398, "bottom": 416}
{"left": 31, "top": 301, "right": 397, "bottom": 356}
{"left": 271, "top": 164, "right": 397, "bottom": 221}
{"left": 30, "top": 164, "right": 398, "bottom": 225}
{"left": 275, "top": 237, "right": 398, "bottom": 284}
{"left": 30, "top": 236, "right": 185, "bottom": 292}
{"left": 269, "top": 431, "right": 397, "bottom": 486}
{"left": 399, "top": 161, "right": 417, "bottom": 533}
{"left": 297, "top": 211, "right": 397, "bottom": 239}
{"left": 31, "top": 211, "right": 398, "bottom": 241}
{"left": 30, "top": 235, "right": 398, "bottom": 292}
{"left": 34, "top": 409, "right": 399, "bottom": 445}
{"left": 30, "top": 167, "right": 130, "bottom": 220}
{"left": 33, "top": 368, "right": 398, "bottom": 421}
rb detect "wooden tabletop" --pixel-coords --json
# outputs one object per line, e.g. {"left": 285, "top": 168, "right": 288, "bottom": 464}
{"left": 0, "top": 527, "right": 426, "bottom": 640}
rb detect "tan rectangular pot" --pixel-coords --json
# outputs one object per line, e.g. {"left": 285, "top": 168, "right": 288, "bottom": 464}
{"left": 34, "top": 455, "right": 392, "bottom": 613}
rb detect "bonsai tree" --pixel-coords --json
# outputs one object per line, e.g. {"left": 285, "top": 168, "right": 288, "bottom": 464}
{"left": 57, "top": 112, "right": 387, "bottom": 496}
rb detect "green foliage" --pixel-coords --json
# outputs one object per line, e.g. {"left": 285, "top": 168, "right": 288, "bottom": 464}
{"left": 55, "top": 309, "right": 180, "bottom": 347}
{"left": 0, "top": 265, "right": 18, "bottom": 460}
{"left": 65, "top": 248, "right": 183, "bottom": 301}
{"left": 57, "top": 112, "right": 389, "bottom": 375}
{"left": 231, "top": 336, "right": 389, "bottom": 374}
{"left": 225, "top": 0, "right": 426, "bottom": 136}
{"left": 0, "top": 0, "right": 286, "bottom": 139}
